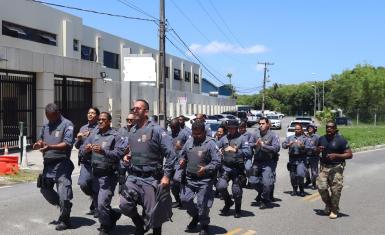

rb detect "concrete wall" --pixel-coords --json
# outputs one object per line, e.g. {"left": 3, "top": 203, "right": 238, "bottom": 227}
{"left": 0, "top": 0, "right": 236, "bottom": 135}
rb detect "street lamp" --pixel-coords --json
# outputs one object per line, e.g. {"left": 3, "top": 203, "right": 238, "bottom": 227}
{"left": 311, "top": 85, "right": 317, "bottom": 117}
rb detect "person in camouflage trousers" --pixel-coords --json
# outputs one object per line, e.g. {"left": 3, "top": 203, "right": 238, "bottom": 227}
{"left": 316, "top": 121, "right": 353, "bottom": 219}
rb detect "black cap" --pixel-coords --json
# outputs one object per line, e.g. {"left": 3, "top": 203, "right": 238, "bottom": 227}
{"left": 227, "top": 119, "right": 239, "bottom": 128}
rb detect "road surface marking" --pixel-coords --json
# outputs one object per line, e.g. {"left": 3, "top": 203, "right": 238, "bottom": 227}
{"left": 242, "top": 230, "right": 257, "bottom": 235}
{"left": 303, "top": 192, "right": 320, "bottom": 201}
{"left": 226, "top": 228, "right": 242, "bottom": 235}
{"left": 0, "top": 185, "right": 11, "bottom": 189}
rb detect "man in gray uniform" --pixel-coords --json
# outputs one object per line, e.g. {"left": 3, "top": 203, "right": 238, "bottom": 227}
{"left": 33, "top": 103, "right": 74, "bottom": 231}
{"left": 169, "top": 118, "right": 191, "bottom": 208}
{"left": 195, "top": 113, "right": 212, "bottom": 137}
{"left": 216, "top": 120, "right": 251, "bottom": 217}
{"left": 179, "top": 120, "right": 221, "bottom": 235}
{"left": 238, "top": 121, "right": 254, "bottom": 179}
{"left": 75, "top": 107, "right": 100, "bottom": 217}
{"left": 249, "top": 117, "right": 280, "bottom": 209}
{"left": 282, "top": 123, "right": 308, "bottom": 197}
{"left": 305, "top": 124, "right": 320, "bottom": 190}
{"left": 80, "top": 112, "right": 126, "bottom": 235}
{"left": 119, "top": 99, "right": 176, "bottom": 235}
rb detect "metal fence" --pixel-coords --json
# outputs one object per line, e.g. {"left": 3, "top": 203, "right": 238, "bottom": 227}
{"left": 54, "top": 76, "right": 93, "bottom": 134}
{"left": 0, "top": 70, "right": 36, "bottom": 148}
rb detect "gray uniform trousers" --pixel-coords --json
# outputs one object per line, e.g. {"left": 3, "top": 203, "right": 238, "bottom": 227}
{"left": 40, "top": 159, "right": 74, "bottom": 220}
{"left": 307, "top": 156, "right": 319, "bottom": 182}
{"left": 119, "top": 176, "right": 157, "bottom": 225}
{"left": 180, "top": 177, "right": 214, "bottom": 226}
{"left": 248, "top": 160, "right": 275, "bottom": 202}
{"left": 289, "top": 157, "right": 307, "bottom": 187}
{"left": 78, "top": 163, "right": 99, "bottom": 209}
{"left": 216, "top": 166, "right": 243, "bottom": 204}
{"left": 96, "top": 175, "right": 118, "bottom": 226}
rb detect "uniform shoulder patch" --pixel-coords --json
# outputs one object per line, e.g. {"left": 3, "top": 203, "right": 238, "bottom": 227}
{"left": 161, "top": 131, "right": 167, "bottom": 137}
{"left": 68, "top": 126, "right": 74, "bottom": 130}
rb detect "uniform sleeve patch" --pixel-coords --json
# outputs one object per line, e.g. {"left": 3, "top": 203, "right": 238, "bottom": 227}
{"left": 161, "top": 131, "right": 167, "bottom": 137}
{"left": 68, "top": 126, "right": 74, "bottom": 130}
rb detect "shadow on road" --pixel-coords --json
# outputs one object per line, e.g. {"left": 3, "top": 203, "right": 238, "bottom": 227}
{"left": 313, "top": 209, "right": 350, "bottom": 218}
{"left": 69, "top": 216, "right": 96, "bottom": 229}
{"left": 111, "top": 224, "right": 136, "bottom": 234}
{"left": 184, "top": 224, "right": 227, "bottom": 234}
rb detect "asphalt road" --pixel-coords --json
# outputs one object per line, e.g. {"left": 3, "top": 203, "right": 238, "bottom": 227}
{"left": 1, "top": 117, "right": 384, "bottom": 235}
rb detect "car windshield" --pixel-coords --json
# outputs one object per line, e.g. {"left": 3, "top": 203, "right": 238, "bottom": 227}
{"left": 296, "top": 117, "right": 312, "bottom": 121}
{"left": 209, "top": 123, "right": 220, "bottom": 132}
{"left": 267, "top": 115, "right": 279, "bottom": 119}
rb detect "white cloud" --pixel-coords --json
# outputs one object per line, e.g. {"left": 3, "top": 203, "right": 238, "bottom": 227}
{"left": 189, "top": 41, "right": 269, "bottom": 54}
{"left": 256, "top": 64, "right": 265, "bottom": 71}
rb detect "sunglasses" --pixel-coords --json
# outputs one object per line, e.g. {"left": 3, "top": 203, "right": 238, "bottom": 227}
{"left": 126, "top": 118, "right": 134, "bottom": 122}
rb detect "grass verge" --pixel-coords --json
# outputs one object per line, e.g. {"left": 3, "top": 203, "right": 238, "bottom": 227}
{"left": 317, "top": 125, "right": 385, "bottom": 149}
{"left": 0, "top": 169, "right": 40, "bottom": 186}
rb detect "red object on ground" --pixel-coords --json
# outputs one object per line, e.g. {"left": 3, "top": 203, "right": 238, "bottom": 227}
{"left": 0, "top": 156, "right": 19, "bottom": 175}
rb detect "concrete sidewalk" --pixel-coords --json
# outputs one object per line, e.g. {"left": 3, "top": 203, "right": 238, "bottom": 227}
{"left": 12, "top": 149, "right": 81, "bottom": 174}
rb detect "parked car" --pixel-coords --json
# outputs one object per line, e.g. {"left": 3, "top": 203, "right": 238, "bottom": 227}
{"left": 286, "top": 120, "right": 312, "bottom": 137}
{"left": 246, "top": 113, "right": 259, "bottom": 127}
{"left": 335, "top": 117, "right": 352, "bottom": 126}
{"left": 295, "top": 116, "right": 314, "bottom": 123}
{"left": 222, "top": 111, "right": 247, "bottom": 122}
{"left": 267, "top": 115, "right": 281, "bottom": 130}
{"left": 206, "top": 121, "right": 222, "bottom": 137}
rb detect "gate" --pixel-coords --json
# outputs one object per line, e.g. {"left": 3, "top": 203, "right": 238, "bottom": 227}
{"left": 0, "top": 70, "right": 36, "bottom": 148}
{"left": 54, "top": 76, "right": 93, "bottom": 135}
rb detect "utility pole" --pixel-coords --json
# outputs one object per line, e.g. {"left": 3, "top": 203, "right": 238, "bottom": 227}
{"left": 158, "top": 0, "right": 166, "bottom": 128}
{"left": 258, "top": 62, "right": 274, "bottom": 116}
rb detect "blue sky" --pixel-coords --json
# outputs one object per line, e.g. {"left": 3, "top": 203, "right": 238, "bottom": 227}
{"left": 43, "top": 0, "right": 385, "bottom": 94}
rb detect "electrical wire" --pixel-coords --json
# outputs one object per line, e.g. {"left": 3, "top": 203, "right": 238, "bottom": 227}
{"left": 29, "top": 0, "right": 156, "bottom": 22}
{"left": 116, "top": 0, "right": 159, "bottom": 21}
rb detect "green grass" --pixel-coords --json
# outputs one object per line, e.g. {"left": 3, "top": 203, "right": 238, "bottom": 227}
{"left": 0, "top": 169, "right": 40, "bottom": 186}
{"left": 317, "top": 125, "right": 385, "bottom": 149}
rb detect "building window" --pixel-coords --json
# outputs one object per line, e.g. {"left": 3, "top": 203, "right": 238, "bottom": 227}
{"left": 81, "top": 45, "right": 96, "bottom": 61}
{"left": 165, "top": 66, "right": 169, "bottom": 79}
{"left": 194, "top": 73, "right": 199, "bottom": 84}
{"left": 2, "top": 21, "right": 57, "bottom": 46}
{"left": 103, "top": 51, "right": 120, "bottom": 69}
{"left": 174, "top": 68, "right": 181, "bottom": 80}
{"left": 73, "top": 39, "right": 79, "bottom": 51}
{"left": 184, "top": 71, "right": 191, "bottom": 82}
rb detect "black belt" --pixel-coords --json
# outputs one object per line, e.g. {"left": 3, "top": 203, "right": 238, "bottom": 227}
{"left": 131, "top": 170, "right": 155, "bottom": 178}
{"left": 186, "top": 172, "right": 211, "bottom": 180}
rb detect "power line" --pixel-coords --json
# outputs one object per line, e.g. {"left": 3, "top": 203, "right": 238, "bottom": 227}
{"left": 116, "top": 0, "right": 159, "bottom": 21}
{"left": 29, "top": 0, "right": 156, "bottom": 22}
{"left": 207, "top": 0, "right": 245, "bottom": 48}
{"left": 168, "top": 0, "right": 243, "bottom": 66}
{"left": 168, "top": 27, "right": 226, "bottom": 85}
{"left": 166, "top": 35, "right": 225, "bottom": 87}
{"left": 195, "top": 0, "right": 236, "bottom": 46}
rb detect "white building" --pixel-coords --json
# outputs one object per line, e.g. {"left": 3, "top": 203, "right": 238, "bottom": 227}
{"left": 0, "top": 0, "right": 235, "bottom": 145}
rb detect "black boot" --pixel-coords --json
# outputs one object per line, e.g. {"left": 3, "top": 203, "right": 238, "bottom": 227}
{"left": 98, "top": 225, "right": 111, "bottom": 235}
{"left": 290, "top": 186, "right": 298, "bottom": 196}
{"left": 199, "top": 225, "right": 209, "bottom": 235}
{"left": 56, "top": 201, "right": 72, "bottom": 231}
{"left": 132, "top": 213, "right": 145, "bottom": 235}
{"left": 312, "top": 180, "right": 317, "bottom": 190}
{"left": 187, "top": 215, "right": 199, "bottom": 230}
{"left": 153, "top": 227, "right": 162, "bottom": 235}
{"left": 234, "top": 203, "right": 242, "bottom": 218}
{"left": 299, "top": 187, "right": 306, "bottom": 197}
{"left": 220, "top": 199, "right": 234, "bottom": 216}
{"left": 111, "top": 209, "right": 122, "bottom": 228}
